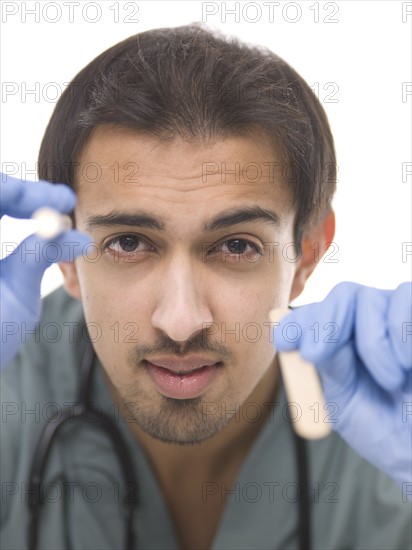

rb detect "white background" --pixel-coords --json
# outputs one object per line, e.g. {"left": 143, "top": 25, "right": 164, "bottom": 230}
{"left": 1, "top": 0, "right": 411, "bottom": 305}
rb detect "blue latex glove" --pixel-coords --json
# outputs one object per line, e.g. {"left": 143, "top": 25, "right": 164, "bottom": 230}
{"left": 0, "top": 174, "right": 91, "bottom": 367}
{"left": 274, "top": 282, "right": 412, "bottom": 496}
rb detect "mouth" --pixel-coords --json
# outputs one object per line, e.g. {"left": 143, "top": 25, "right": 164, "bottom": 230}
{"left": 143, "top": 359, "right": 223, "bottom": 399}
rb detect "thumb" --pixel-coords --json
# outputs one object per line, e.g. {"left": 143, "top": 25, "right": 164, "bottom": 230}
{"left": 2, "top": 230, "right": 91, "bottom": 307}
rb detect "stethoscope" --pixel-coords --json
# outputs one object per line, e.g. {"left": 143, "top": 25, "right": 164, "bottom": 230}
{"left": 27, "top": 342, "right": 311, "bottom": 550}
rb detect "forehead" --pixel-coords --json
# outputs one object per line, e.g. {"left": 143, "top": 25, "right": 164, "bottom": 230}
{"left": 75, "top": 126, "right": 294, "bottom": 226}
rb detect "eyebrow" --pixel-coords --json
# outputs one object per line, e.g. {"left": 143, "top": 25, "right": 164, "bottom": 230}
{"left": 85, "top": 212, "right": 164, "bottom": 231}
{"left": 203, "top": 206, "right": 280, "bottom": 232}
{"left": 85, "top": 206, "right": 280, "bottom": 232}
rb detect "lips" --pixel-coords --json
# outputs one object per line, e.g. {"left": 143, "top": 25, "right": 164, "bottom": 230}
{"left": 147, "top": 355, "right": 220, "bottom": 373}
{"left": 144, "top": 356, "right": 222, "bottom": 399}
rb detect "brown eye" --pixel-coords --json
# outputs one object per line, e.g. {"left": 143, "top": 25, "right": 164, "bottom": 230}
{"left": 104, "top": 234, "right": 153, "bottom": 256}
{"left": 209, "top": 238, "right": 263, "bottom": 260}
{"left": 117, "top": 236, "right": 140, "bottom": 252}
{"left": 225, "top": 239, "right": 248, "bottom": 254}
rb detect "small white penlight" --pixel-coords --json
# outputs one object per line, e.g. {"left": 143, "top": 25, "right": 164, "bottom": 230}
{"left": 32, "top": 207, "right": 73, "bottom": 239}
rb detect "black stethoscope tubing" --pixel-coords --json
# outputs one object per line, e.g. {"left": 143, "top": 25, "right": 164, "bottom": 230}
{"left": 27, "top": 343, "right": 310, "bottom": 550}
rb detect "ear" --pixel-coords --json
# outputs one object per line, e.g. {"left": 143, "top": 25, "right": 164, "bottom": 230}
{"left": 58, "top": 261, "right": 82, "bottom": 300}
{"left": 289, "top": 209, "right": 335, "bottom": 302}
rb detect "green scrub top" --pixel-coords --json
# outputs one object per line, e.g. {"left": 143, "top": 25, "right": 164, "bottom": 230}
{"left": 1, "top": 288, "right": 411, "bottom": 549}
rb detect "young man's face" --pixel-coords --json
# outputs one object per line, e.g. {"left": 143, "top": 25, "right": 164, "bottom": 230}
{"left": 63, "top": 126, "right": 313, "bottom": 445}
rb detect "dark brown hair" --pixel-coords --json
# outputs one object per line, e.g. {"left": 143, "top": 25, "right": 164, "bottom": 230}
{"left": 38, "top": 23, "right": 336, "bottom": 244}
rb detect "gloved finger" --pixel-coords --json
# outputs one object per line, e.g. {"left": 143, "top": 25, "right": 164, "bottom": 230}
{"left": 1, "top": 230, "right": 91, "bottom": 304}
{"left": 0, "top": 174, "right": 76, "bottom": 218}
{"left": 315, "top": 341, "right": 358, "bottom": 412}
{"left": 387, "top": 282, "right": 412, "bottom": 371}
{"left": 355, "top": 286, "right": 403, "bottom": 391}
{"left": 323, "top": 345, "right": 399, "bottom": 447}
{"left": 274, "top": 282, "right": 361, "bottom": 363}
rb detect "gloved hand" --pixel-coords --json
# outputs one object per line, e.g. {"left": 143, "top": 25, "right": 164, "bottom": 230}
{"left": 1, "top": 174, "right": 91, "bottom": 367}
{"left": 273, "top": 282, "right": 412, "bottom": 494}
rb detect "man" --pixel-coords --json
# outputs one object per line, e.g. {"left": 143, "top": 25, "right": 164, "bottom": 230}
{"left": 1, "top": 24, "right": 411, "bottom": 549}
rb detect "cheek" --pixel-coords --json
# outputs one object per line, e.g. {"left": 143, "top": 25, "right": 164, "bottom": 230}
{"left": 212, "top": 257, "right": 293, "bottom": 385}
{"left": 215, "top": 291, "right": 277, "bottom": 374}
{"left": 74, "top": 259, "right": 146, "bottom": 367}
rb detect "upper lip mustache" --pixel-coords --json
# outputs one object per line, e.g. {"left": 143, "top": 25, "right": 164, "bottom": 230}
{"left": 146, "top": 355, "right": 220, "bottom": 373}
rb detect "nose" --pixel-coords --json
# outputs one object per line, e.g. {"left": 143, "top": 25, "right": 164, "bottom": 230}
{"left": 151, "top": 255, "right": 214, "bottom": 343}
